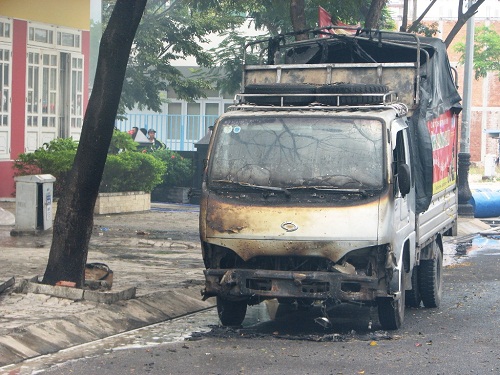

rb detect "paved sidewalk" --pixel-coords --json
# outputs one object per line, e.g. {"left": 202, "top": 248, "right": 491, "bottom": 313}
{"left": 0, "top": 201, "right": 215, "bottom": 370}
{"left": 0, "top": 196, "right": 497, "bottom": 370}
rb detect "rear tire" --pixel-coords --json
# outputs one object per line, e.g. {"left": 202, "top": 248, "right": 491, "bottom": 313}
{"left": 217, "top": 296, "right": 247, "bottom": 327}
{"left": 405, "top": 266, "right": 421, "bottom": 308}
{"left": 378, "top": 271, "right": 405, "bottom": 330}
{"left": 244, "top": 83, "right": 316, "bottom": 106}
{"left": 419, "top": 245, "right": 443, "bottom": 308}
{"left": 316, "top": 83, "right": 389, "bottom": 106}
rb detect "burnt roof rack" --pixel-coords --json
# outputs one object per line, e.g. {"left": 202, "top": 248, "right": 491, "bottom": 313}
{"left": 230, "top": 93, "right": 408, "bottom": 117}
{"left": 244, "top": 27, "right": 427, "bottom": 66}
{"left": 235, "top": 90, "right": 400, "bottom": 106}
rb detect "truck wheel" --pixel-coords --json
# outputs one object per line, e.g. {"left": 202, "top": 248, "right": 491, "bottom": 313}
{"left": 405, "top": 266, "right": 421, "bottom": 308}
{"left": 316, "top": 83, "right": 389, "bottom": 106}
{"left": 378, "top": 272, "right": 405, "bottom": 330}
{"left": 243, "top": 83, "right": 316, "bottom": 106}
{"left": 217, "top": 296, "right": 247, "bottom": 326}
{"left": 418, "top": 246, "right": 443, "bottom": 308}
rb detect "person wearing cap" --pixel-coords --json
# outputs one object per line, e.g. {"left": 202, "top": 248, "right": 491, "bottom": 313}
{"left": 147, "top": 129, "right": 166, "bottom": 150}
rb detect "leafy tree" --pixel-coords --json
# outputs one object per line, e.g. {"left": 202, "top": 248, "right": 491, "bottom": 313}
{"left": 444, "top": 0, "right": 486, "bottom": 47}
{"left": 101, "top": 0, "right": 243, "bottom": 115}
{"left": 42, "top": 0, "right": 147, "bottom": 287}
{"left": 207, "top": 0, "right": 393, "bottom": 95}
{"left": 405, "top": 0, "right": 486, "bottom": 47}
{"left": 455, "top": 25, "right": 500, "bottom": 80}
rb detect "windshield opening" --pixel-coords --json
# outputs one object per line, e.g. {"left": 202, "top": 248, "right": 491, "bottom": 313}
{"left": 209, "top": 116, "right": 385, "bottom": 190}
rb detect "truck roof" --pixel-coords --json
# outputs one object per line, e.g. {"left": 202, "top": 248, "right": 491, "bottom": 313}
{"left": 221, "top": 104, "right": 403, "bottom": 123}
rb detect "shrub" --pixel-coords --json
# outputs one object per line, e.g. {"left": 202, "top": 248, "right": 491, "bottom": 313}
{"left": 100, "top": 152, "right": 165, "bottom": 193}
{"left": 152, "top": 149, "right": 193, "bottom": 188}
{"left": 13, "top": 138, "right": 78, "bottom": 197}
{"left": 13, "top": 131, "right": 166, "bottom": 196}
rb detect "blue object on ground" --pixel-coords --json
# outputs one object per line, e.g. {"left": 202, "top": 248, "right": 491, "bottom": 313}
{"left": 470, "top": 188, "right": 500, "bottom": 218}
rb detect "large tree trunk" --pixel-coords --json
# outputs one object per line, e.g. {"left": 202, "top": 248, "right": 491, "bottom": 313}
{"left": 42, "top": 0, "right": 147, "bottom": 287}
{"left": 364, "top": 0, "right": 387, "bottom": 30}
{"left": 290, "top": 0, "right": 308, "bottom": 41}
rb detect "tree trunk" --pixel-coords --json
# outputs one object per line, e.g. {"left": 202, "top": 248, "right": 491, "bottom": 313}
{"left": 42, "top": 0, "right": 147, "bottom": 287}
{"left": 399, "top": 0, "right": 408, "bottom": 32}
{"left": 364, "top": 0, "right": 387, "bottom": 30}
{"left": 290, "top": 0, "right": 308, "bottom": 41}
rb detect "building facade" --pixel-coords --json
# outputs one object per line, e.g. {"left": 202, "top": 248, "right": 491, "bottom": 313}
{"left": 114, "top": 91, "right": 234, "bottom": 152}
{"left": 0, "top": 0, "right": 90, "bottom": 198}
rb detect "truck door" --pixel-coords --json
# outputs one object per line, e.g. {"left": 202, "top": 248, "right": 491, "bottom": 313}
{"left": 392, "top": 120, "right": 415, "bottom": 243}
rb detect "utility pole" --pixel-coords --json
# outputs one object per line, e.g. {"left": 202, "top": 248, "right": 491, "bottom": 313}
{"left": 457, "top": 0, "right": 475, "bottom": 217}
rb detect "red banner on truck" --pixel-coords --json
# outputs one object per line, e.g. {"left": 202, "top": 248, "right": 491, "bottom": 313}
{"left": 428, "top": 110, "right": 457, "bottom": 194}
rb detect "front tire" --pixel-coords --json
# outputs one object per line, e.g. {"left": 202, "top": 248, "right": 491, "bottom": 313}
{"left": 378, "top": 271, "right": 405, "bottom": 330}
{"left": 419, "top": 245, "right": 443, "bottom": 308}
{"left": 217, "top": 296, "right": 247, "bottom": 327}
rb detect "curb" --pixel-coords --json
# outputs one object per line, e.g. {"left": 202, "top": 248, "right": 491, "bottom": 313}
{"left": 19, "top": 279, "right": 137, "bottom": 304}
{"left": 0, "top": 287, "right": 215, "bottom": 368}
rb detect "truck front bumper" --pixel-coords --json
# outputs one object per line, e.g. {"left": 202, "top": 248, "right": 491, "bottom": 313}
{"left": 203, "top": 268, "right": 382, "bottom": 302}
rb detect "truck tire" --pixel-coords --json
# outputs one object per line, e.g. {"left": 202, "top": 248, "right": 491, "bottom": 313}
{"left": 418, "top": 245, "right": 443, "bottom": 308}
{"left": 405, "top": 266, "right": 421, "bottom": 308}
{"left": 217, "top": 296, "right": 247, "bottom": 326}
{"left": 316, "top": 83, "right": 389, "bottom": 106}
{"left": 244, "top": 83, "right": 316, "bottom": 106}
{"left": 378, "top": 272, "right": 405, "bottom": 330}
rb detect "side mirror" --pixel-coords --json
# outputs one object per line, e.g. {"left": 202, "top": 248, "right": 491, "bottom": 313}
{"left": 398, "top": 163, "right": 411, "bottom": 196}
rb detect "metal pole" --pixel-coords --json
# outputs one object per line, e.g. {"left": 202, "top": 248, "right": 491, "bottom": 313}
{"left": 458, "top": 0, "right": 475, "bottom": 217}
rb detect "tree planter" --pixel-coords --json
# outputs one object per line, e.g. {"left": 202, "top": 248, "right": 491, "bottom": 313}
{"left": 94, "top": 191, "right": 151, "bottom": 214}
{"left": 153, "top": 186, "right": 191, "bottom": 204}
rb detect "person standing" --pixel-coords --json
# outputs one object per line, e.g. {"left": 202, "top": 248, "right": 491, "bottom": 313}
{"left": 128, "top": 126, "right": 139, "bottom": 140}
{"left": 147, "top": 129, "right": 166, "bottom": 150}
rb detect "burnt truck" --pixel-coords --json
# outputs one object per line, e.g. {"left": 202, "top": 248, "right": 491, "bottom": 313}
{"left": 199, "top": 28, "right": 461, "bottom": 330}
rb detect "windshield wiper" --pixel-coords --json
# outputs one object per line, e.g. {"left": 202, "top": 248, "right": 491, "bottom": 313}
{"left": 211, "top": 180, "right": 291, "bottom": 197}
{"left": 288, "top": 186, "right": 369, "bottom": 197}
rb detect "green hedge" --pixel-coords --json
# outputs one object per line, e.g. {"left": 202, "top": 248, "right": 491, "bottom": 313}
{"left": 12, "top": 131, "right": 175, "bottom": 197}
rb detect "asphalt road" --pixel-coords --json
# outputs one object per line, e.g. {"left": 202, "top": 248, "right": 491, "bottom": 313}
{"left": 32, "top": 239, "right": 500, "bottom": 375}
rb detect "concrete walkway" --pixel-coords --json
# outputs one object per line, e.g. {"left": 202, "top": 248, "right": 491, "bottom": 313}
{"left": 0, "top": 196, "right": 496, "bottom": 370}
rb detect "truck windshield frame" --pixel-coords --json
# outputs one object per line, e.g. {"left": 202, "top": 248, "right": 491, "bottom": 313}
{"left": 208, "top": 115, "right": 386, "bottom": 191}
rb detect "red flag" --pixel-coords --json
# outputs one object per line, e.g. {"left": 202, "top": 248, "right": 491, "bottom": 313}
{"left": 318, "top": 6, "right": 359, "bottom": 37}
{"left": 318, "top": 6, "right": 333, "bottom": 37}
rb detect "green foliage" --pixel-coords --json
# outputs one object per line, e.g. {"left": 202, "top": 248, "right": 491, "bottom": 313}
{"left": 413, "top": 22, "right": 439, "bottom": 37}
{"left": 100, "top": 151, "right": 166, "bottom": 193}
{"left": 208, "top": 31, "right": 266, "bottom": 95}
{"left": 108, "top": 129, "right": 138, "bottom": 154}
{"left": 455, "top": 26, "right": 500, "bottom": 80}
{"left": 102, "top": 0, "right": 243, "bottom": 114}
{"left": 152, "top": 149, "right": 193, "bottom": 188}
{"left": 12, "top": 138, "right": 78, "bottom": 197}
{"left": 13, "top": 132, "right": 167, "bottom": 196}
{"left": 206, "top": 0, "right": 391, "bottom": 95}
{"left": 99, "top": 0, "right": 388, "bottom": 113}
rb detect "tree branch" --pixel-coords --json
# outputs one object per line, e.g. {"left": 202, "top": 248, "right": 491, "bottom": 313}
{"left": 407, "top": 0, "right": 438, "bottom": 33}
{"left": 444, "top": 0, "right": 486, "bottom": 47}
